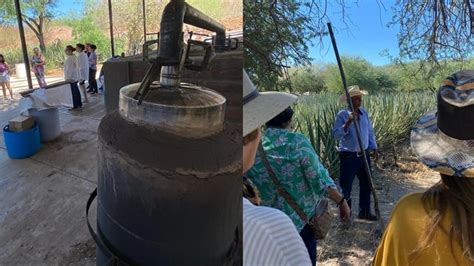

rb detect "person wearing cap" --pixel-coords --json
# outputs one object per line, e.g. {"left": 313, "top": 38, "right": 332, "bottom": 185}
{"left": 246, "top": 104, "right": 351, "bottom": 265}
{"left": 242, "top": 70, "right": 312, "bottom": 266}
{"left": 373, "top": 70, "right": 474, "bottom": 265}
{"left": 332, "top": 85, "right": 378, "bottom": 221}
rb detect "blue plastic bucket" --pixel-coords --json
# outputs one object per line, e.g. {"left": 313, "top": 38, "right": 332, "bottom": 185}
{"left": 3, "top": 123, "right": 41, "bottom": 159}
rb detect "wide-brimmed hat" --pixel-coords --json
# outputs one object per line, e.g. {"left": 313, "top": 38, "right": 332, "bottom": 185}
{"left": 243, "top": 70, "right": 297, "bottom": 136}
{"left": 339, "top": 85, "right": 368, "bottom": 102}
{"left": 410, "top": 70, "right": 474, "bottom": 178}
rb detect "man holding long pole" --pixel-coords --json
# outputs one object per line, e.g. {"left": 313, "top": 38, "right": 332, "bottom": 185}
{"left": 327, "top": 23, "right": 384, "bottom": 228}
{"left": 333, "top": 85, "right": 379, "bottom": 221}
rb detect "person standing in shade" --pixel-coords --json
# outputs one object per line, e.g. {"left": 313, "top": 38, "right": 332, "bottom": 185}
{"left": 64, "top": 45, "right": 82, "bottom": 110}
{"left": 0, "top": 54, "right": 13, "bottom": 100}
{"left": 332, "top": 85, "right": 378, "bottom": 221}
{"left": 31, "top": 48, "right": 47, "bottom": 88}
{"left": 76, "top": 43, "right": 89, "bottom": 103}
{"left": 87, "top": 44, "right": 98, "bottom": 94}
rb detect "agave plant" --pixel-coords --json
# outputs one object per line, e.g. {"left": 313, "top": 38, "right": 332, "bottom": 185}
{"left": 294, "top": 91, "right": 436, "bottom": 179}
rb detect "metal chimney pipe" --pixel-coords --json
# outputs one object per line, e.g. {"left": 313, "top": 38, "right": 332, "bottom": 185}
{"left": 158, "top": 0, "right": 226, "bottom": 86}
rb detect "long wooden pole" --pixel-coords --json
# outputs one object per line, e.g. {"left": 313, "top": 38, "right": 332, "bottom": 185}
{"left": 14, "top": 0, "right": 33, "bottom": 90}
{"left": 327, "top": 22, "right": 385, "bottom": 230}
{"left": 143, "top": 0, "right": 147, "bottom": 42}
{"left": 108, "top": 0, "right": 115, "bottom": 56}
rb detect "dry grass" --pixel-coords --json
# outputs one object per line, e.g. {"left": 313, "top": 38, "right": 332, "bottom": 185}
{"left": 0, "top": 24, "right": 73, "bottom": 50}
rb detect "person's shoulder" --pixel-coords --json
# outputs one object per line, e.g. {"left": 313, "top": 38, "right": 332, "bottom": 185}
{"left": 273, "top": 130, "right": 311, "bottom": 150}
{"left": 243, "top": 199, "right": 312, "bottom": 266}
{"left": 390, "top": 192, "right": 426, "bottom": 222}
{"left": 243, "top": 199, "right": 293, "bottom": 225}
{"left": 359, "top": 107, "right": 369, "bottom": 114}
{"left": 292, "top": 132, "right": 311, "bottom": 146}
{"left": 243, "top": 200, "right": 302, "bottom": 248}
{"left": 396, "top": 192, "right": 423, "bottom": 207}
{"left": 336, "top": 108, "right": 349, "bottom": 116}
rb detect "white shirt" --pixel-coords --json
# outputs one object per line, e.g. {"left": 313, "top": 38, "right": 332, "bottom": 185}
{"left": 243, "top": 198, "right": 312, "bottom": 266}
{"left": 64, "top": 54, "right": 79, "bottom": 81}
{"left": 77, "top": 51, "right": 89, "bottom": 81}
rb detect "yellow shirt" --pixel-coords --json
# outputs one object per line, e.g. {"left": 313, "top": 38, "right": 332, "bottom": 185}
{"left": 373, "top": 193, "right": 472, "bottom": 266}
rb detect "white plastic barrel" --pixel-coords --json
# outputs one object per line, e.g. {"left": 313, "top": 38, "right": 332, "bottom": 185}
{"left": 28, "top": 108, "right": 61, "bottom": 142}
{"left": 15, "top": 63, "right": 27, "bottom": 79}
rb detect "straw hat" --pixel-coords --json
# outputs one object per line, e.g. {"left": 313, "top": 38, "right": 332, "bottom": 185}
{"left": 410, "top": 70, "right": 474, "bottom": 178}
{"left": 243, "top": 70, "right": 297, "bottom": 136}
{"left": 340, "top": 85, "right": 368, "bottom": 102}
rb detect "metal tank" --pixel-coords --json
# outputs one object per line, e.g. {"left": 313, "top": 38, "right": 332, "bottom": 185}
{"left": 87, "top": 0, "right": 241, "bottom": 265}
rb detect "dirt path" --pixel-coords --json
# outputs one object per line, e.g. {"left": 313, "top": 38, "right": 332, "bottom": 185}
{"left": 318, "top": 141, "right": 439, "bottom": 265}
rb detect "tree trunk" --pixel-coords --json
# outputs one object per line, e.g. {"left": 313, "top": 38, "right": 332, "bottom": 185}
{"left": 38, "top": 14, "right": 46, "bottom": 52}
{"left": 21, "top": 15, "right": 47, "bottom": 52}
{"left": 38, "top": 34, "right": 46, "bottom": 52}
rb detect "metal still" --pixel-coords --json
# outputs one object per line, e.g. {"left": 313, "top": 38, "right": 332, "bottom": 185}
{"left": 87, "top": 0, "right": 241, "bottom": 265}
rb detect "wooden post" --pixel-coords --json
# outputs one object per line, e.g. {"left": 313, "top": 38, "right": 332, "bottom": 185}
{"left": 14, "top": 0, "right": 33, "bottom": 90}
{"left": 108, "top": 0, "right": 115, "bottom": 56}
{"left": 143, "top": 0, "right": 147, "bottom": 42}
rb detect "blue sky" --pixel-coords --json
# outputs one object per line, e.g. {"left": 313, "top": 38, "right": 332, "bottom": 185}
{"left": 53, "top": 0, "right": 400, "bottom": 66}
{"left": 309, "top": 0, "right": 399, "bottom": 66}
{"left": 54, "top": 0, "right": 84, "bottom": 17}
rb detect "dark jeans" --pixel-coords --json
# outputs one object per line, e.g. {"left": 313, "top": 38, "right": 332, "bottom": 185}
{"left": 89, "top": 68, "right": 98, "bottom": 93}
{"left": 339, "top": 151, "right": 372, "bottom": 214}
{"left": 70, "top": 82, "right": 82, "bottom": 108}
{"left": 300, "top": 224, "right": 317, "bottom": 266}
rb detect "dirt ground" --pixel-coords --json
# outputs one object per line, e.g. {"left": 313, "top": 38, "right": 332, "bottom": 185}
{"left": 317, "top": 140, "right": 439, "bottom": 265}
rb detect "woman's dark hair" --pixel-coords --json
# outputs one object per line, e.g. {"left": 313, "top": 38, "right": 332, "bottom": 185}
{"left": 266, "top": 106, "right": 294, "bottom": 128}
{"left": 0, "top": 54, "right": 4, "bottom": 63}
{"left": 65, "top": 45, "right": 76, "bottom": 52}
{"left": 76, "top": 43, "right": 85, "bottom": 51}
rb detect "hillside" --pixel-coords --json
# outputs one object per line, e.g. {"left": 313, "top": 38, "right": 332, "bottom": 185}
{"left": 0, "top": 23, "right": 73, "bottom": 49}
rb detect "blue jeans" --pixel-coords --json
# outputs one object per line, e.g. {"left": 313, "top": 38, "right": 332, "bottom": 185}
{"left": 70, "top": 82, "right": 82, "bottom": 108}
{"left": 339, "top": 151, "right": 372, "bottom": 214}
{"left": 300, "top": 224, "right": 317, "bottom": 266}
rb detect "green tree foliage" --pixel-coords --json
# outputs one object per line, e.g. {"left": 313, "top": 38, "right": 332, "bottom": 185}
{"left": 390, "top": 59, "right": 474, "bottom": 91}
{"left": 65, "top": 16, "right": 112, "bottom": 59}
{"left": 289, "top": 56, "right": 474, "bottom": 93}
{"left": 0, "top": 0, "right": 57, "bottom": 52}
{"left": 392, "top": 0, "right": 473, "bottom": 68}
{"left": 324, "top": 56, "right": 398, "bottom": 93}
{"left": 245, "top": 0, "right": 473, "bottom": 92}
{"left": 244, "top": 0, "right": 347, "bottom": 91}
{"left": 288, "top": 66, "right": 326, "bottom": 94}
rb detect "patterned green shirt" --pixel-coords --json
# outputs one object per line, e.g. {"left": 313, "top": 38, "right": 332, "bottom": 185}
{"left": 246, "top": 127, "right": 337, "bottom": 232}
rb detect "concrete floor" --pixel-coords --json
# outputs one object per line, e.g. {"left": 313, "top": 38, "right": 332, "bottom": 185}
{"left": 0, "top": 77, "right": 102, "bottom": 265}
